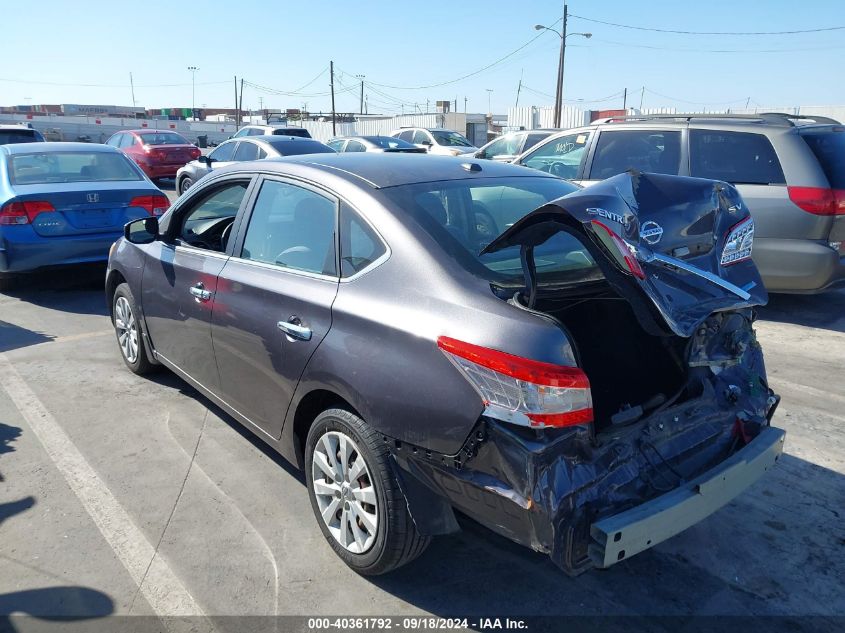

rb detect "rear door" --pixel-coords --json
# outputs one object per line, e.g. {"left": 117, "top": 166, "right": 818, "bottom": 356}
{"left": 142, "top": 177, "right": 253, "bottom": 391}
{"left": 211, "top": 176, "right": 340, "bottom": 438}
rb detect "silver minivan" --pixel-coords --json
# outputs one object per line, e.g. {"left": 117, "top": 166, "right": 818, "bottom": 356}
{"left": 514, "top": 114, "right": 845, "bottom": 293}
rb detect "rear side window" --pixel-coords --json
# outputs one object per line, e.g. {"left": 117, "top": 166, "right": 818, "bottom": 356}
{"left": 346, "top": 140, "right": 366, "bottom": 152}
{"left": 240, "top": 180, "right": 337, "bottom": 276}
{"left": 801, "top": 132, "right": 845, "bottom": 189}
{"left": 340, "top": 204, "right": 386, "bottom": 277}
{"left": 233, "top": 141, "right": 259, "bottom": 161}
{"left": 523, "top": 133, "right": 548, "bottom": 153}
{"left": 398, "top": 130, "right": 414, "bottom": 142}
{"left": 209, "top": 142, "right": 236, "bottom": 161}
{"left": 690, "top": 130, "right": 785, "bottom": 185}
{"left": 589, "top": 130, "right": 681, "bottom": 179}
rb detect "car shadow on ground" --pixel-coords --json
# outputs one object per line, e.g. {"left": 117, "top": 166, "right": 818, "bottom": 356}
{"left": 0, "top": 321, "right": 54, "bottom": 354}
{"left": 757, "top": 288, "right": 845, "bottom": 333}
{"left": 0, "top": 423, "right": 35, "bottom": 527}
{"left": 0, "top": 265, "right": 109, "bottom": 317}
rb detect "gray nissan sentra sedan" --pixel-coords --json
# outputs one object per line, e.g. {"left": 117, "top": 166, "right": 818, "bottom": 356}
{"left": 106, "top": 154, "right": 784, "bottom": 575}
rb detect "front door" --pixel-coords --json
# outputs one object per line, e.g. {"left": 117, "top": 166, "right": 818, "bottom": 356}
{"left": 141, "top": 178, "right": 252, "bottom": 391}
{"left": 211, "top": 177, "right": 340, "bottom": 438}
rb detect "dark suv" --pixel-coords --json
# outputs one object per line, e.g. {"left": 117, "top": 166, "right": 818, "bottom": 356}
{"left": 0, "top": 124, "right": 45, "bottom": 145}
{"left": 514, "top": 114, "right": 845, "bottom": 293}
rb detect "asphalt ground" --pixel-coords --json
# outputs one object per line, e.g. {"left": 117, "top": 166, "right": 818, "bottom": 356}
{"left": 0, "top": 265, "right": 843, "bottom": 633}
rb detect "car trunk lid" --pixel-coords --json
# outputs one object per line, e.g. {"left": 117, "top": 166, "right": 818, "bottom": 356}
{"left": 146, "top": 144, "right": 195, "bottom": 164}
{"left": 11, "top": 182, "right": 161, "bottom": 237}
{"left": 481, "top": 171, "right": 768, "bottom": 337}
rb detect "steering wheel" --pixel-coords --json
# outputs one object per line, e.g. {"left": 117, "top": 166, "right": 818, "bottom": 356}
{"left": 275, "top": 245, "right": 312, "bottom": 266}
{"left": 549, "top": 162, "right": 571, "bottom": 178}
{"left": 474, "top": 208, "right": 498, "bottom": 240}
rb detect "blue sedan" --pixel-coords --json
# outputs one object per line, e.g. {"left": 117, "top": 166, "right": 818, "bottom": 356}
{"left": 0, "top": 142, "right": 169, "bottom": 285}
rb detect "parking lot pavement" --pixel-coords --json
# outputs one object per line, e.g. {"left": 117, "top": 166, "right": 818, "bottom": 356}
{"left": 0, "top": 270, "right": 843, "bottom": 628}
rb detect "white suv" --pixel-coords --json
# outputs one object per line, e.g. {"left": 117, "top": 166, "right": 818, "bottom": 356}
{"left": 231, "top": 125, "right": 311, "bottom": 139}
{"left": 389, "top": 127, "right": 478, "bottom": 156}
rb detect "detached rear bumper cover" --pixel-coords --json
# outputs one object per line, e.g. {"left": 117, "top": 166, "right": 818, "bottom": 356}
{"left": 590, "top": 425, "right": 785, "bottom": 568}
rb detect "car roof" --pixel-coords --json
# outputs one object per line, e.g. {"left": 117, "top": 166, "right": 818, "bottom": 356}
{"left": 0, "top": 124, "right": 39, "bottom": 130}
{"left": 122, "top": 129, "right": 185, "bottom": 134}
{"left": 214, "top": 153, "right": 556, "bottom": 189}
{"left": 0, "top": 141, "right": 121, "bottom": 156}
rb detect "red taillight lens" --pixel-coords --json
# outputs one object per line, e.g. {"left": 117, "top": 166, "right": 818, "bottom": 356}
{"left": 129, "top": 195, "right": 170, "bottom": 216}
{"left": 590, "top": 220, "right": 646, "bottom": 279}
{"left": 0, "top": 200, "right": 55, "bottom": 225}
{"left": 437, "top": 336, "right": 593, "bottom": 429}
{"left": 788, "top": 186, "right": 845, "bottom": 216}
{"left": 190, "top": 148, "right": 201, "bottom": 159}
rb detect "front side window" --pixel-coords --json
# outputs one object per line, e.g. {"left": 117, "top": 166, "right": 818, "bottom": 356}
{"left": 431, "top": 130, "right": 473, "bottom": 147}
{"left": 105, "top": 134, "right": 122, "bottom": 147}
{"left": 398, "top": 130, "right": 414, "bottom": 142}
{"left": 524, "top": 132, "right": 550, "bottom": 153}
{"left": 327, "top": 140, "right": 346, "bottom": 152}
{"left": 690, "top": 130, "right": 785, "bottom": 185}
{"left": 478, "top": 136, "right": 510, "bottom": 159}
{"left": 231, "top": 128, "right": 249, "bottom": 138}
{"left": 120, "top": 134, "right": 136, "bottom": 149}
{"left": 412, "top": 130, "right": 430, "bottom": 145}
{"left": 233, "top": 141, "right": 259, "bottom": 161}
{"left": 240, "top": 180, "right": 337, "bottom": 276}
{"left": 209, "top": 142, "right": 236, "bottom": 162}
{"left": 9, "top": 152, "right": 142, "bottom": 184}
{"left": 589, "top": 130, "right": 681, "bottom": 180}
{"left": 521, "top": 131, "right": 591, "bottom": 179}
{"left": 340, "top": 205, "right": 386, "bottom": 277}
{"left": 177, "top": 182, "right": 249, "bottom": 251}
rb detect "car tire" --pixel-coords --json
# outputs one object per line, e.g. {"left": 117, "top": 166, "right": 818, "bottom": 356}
{"left": 112, "top": 283, "right": 155, "bottom": 375}
{"left": 305, "top": 408, "right": 430, "bottom": 575}
{"left": 179, "top": 176, "right": 194, "bottom": 195}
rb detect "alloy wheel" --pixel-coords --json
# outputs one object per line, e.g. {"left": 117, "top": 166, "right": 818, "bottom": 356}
{"left": 114, "top": 296, "right": 139, "bottom": 364}
{"left": 311, "top": 431, "right": 378, "bottom": 554}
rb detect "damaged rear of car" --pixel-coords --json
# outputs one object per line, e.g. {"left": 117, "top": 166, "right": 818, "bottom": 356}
{"left": 388, "top": 171, "right": 784, "bottom": 575}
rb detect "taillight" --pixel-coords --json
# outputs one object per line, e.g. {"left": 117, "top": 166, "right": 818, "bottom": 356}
{"left": 437, "top": 336, "right": 593, "bottom": 429}
{"left": 720, "top": 216, "right": 755, "bottom": 266}
{"left": 0, "top": 200, "right": 55, "bottom": 225}
{"left": 189, "top": 148, "right": 201, "bottom": 159}
{"left": 590, "top": 220, "right": 646, "bottom": 279}
{"left": 129, "top": 195, "right": 170, "bottom": 216}
{"left": 788, "top": 186, "right": 845, "bottom": 216}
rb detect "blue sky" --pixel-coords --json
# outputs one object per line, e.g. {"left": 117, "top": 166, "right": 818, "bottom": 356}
{"left": 2, "top": 0, "right": 844, "bottom": 113}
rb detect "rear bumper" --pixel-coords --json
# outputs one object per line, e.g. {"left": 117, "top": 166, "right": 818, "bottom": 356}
{"left": 754, "top": 238, "right": 845, "bottom": 293}
{"left": 589, "top": 425, "right": 786, "bottom": 569}
{"left": 0, "top": 227, "right": 121, "bottom": 273}
{"left": 138, "top": 162, "right": 183, "bottom": 178}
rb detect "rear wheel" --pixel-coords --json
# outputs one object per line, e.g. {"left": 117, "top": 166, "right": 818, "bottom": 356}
{"left": 179, "top": 176, "right": 194, "bottom": 195}
{"left": 112, "top": 283, "right": 155, "bottom": 375}
{"left": 305, "top": 408, "right": 429, "bottom": 575}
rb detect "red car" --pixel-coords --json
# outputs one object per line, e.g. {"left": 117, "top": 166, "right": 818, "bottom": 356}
{"left": 105, "top": 130, "right": 200, "bottom": 180}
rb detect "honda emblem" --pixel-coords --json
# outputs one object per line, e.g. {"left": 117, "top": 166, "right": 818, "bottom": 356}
{"left": 87, "top": 193, "right": 100, "bottom": 203}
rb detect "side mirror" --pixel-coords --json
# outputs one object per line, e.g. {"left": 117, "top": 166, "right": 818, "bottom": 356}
{"left": 124, "top": 217, "right": 159, "bottom": 244}
{"left": 421, "top": 140, "right": 433, "bottom": 147}
{"left": 198, "top": 155, "right": 212, "bottom": 165}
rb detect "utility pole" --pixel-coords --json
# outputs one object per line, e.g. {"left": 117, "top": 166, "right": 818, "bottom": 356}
{"left": 356, "top": 74, "right": 365, "bottom": 114}
{"left": 129, "top": 72, "right": 136, "bottom": 108}
{"left": 239, "top": 77, "right": 244, "bottom": 126}
{"left": 486, "top": 89, "right": 493, "bottom": 115}
{"left": 745, "top": 96, "right": 751, "bottom": 109}
{"left": 187, "top": 66, "right": 199, "bottom": 118}
{"left": 555, "top": 4, "right": 567, "bottom": 127}
{"left": 515, "top": 69, "right": 524, "bottom": 108}
{"left": 330, "top": 61, "right": 336, "bottom": 135}
{"left": 426, "top": 99, "right": 430, "bottom": 113}
{"left": 464, "top": 96, "right": 467, "bottom": 113}
{"left": 234, "top": 76, "right": 239, "bottom": 129}
{"left": 622, "top": 87, "right": 627, "bottom": 111}
{"left": 639, "top": 86, "right": 645, "bottom": 111}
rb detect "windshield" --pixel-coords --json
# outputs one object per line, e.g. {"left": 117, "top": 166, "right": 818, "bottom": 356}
{"left": 9, "top": 151, "right": 142, "bottom": 184}
{"left": 365, "top": 136, "right": 417, "bottom": 149}
{"left": 139, "top": 132, "right": 189, "bottom": 146}
{"left": 382, "top": 177, "right": 600, "bottom": 288}
{"left": 801, "top": 131, "right": 845, "bottom": 189}
{"left": 431, "top": 130, "right": 473, "bottom": 147}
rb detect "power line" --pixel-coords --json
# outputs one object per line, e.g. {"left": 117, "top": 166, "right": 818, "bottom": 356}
{"left": 590, "top": 37, "right": 845, "bottom": 53}
{"left": 350, "top": 17, "right": 562, "bottom": 91}
{"left": 570, "top": 13, "right": 845, "bottom": 35}
{"left": 643, "top": 88, "right": 751, "bottom": 106}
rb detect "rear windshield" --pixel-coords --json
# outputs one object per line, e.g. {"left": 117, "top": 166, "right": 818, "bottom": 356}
{"left": 272, "top": 128, "right": 311, "bottom": 138}
{"left": 801, "top": 131, "right": 845, "bottom": 189}
{"left": 9, "top": 152, "right": 142, "bottom": 184}
{"left": 364, "top": 136, "right": 417, "bottom": 149}
{"left": 382, "top": 177, "right": 601, "bottom": 288}
{"left": 265, "top": 139, "right": 335, "bottom": 156}
{"left": 139, "top": 132, "right": 189, "bottom": 145}
{"left": 0, "top": 129, "right": 39, "bottom": 145}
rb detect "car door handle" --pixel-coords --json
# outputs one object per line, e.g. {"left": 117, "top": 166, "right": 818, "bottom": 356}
{"left": 277, "top": 318, "right": 312, "bottom": 341}
{"left": 189, "top": 283, "right": 212, "bottom": 302}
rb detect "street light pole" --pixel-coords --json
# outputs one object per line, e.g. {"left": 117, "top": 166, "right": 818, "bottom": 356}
{"left": 535, "top": 7, "right": 591, "bottom": 128}
{"left": 187, "top": 66, "right": 199, "bottom": 118}
{"left": 486, "top": 88, "right": 493, "bottom": 115}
